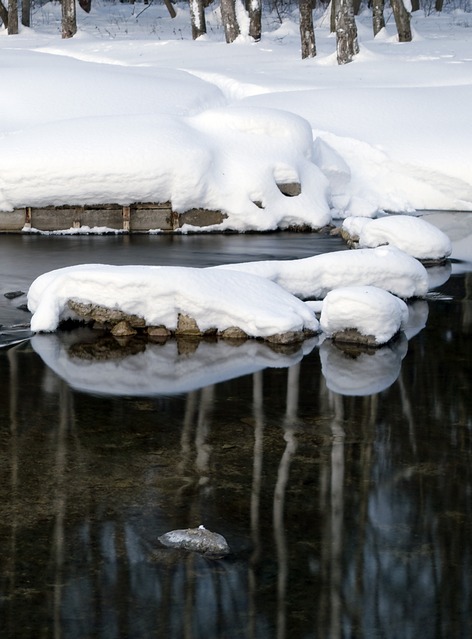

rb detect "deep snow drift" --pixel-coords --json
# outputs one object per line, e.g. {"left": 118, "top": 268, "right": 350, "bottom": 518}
{"left": 1, "top": 2, "right": 472, "bottom": 232}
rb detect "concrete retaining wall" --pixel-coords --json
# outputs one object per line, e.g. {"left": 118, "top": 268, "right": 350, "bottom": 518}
{"left": 0, "top": 203, "right": 227, "bottom": 233}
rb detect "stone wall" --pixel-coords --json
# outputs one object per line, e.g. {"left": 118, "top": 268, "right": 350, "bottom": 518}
{"left": 0, "top": 203, "right": 227, "bottom": 233}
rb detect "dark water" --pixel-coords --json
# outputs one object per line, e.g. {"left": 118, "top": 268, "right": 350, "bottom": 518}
{"left": 0, "top": 233, "right": 471, "bottom": 638}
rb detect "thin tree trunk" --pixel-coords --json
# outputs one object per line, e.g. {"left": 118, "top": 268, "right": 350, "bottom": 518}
{"left": 220, "top": 0, "right": 240, "bottom": 43}
{"left": 62, "top": 0, "right": 77, "bottom": 38}
{"left": 78, "top": 0, "right": 91, "bottom": 13}
{"left": 434, "top": 0, "right": 443, "bottom": 11}
{"left": 372, "top": 0, "right": 385, "bottom": 36}
{"left": 335, "top": 0, "right": 359, "bottom": 65}
{"left": 246, "top": 0, "right": 261, "bottom": 41}
{"left": 299, "top": 0, "right": 316, "bottom": 59}
{"left": 390, "top": 0, "right": 411, "bottom": 42}
{"left": 8, "top": 0, "right": 18, "bottom": 34}
{"left": 411, "top": 0, "right": 419, "bottom": 10}
{"left": 21, "top": 0, "right": 29, "bottom": 26}
{"left": 0, "top": 0, "right": 9, "bottom": 27}
{"left": 163, "top": 0, "right": 176, "bottom": 18}
{"left": 189, "top": 0, "right": 206, "bottom": 38}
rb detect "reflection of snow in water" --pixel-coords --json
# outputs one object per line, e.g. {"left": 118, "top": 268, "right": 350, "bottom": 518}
{"left": 319, "top": 335, "right": 408, "bottom": 396}
{"left": 32, "top": 298, "right": 429, "bottom": 399}
{"left": 319, "top": 299, "right": 429, "bottom": 396}
{"left": 31, "top": 329, "right": 318, "bottom": 397}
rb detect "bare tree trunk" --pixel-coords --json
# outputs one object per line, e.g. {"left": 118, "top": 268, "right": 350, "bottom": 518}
{"left": 189, "top": 0, "right": 206, "bottom": 38}
{"left": 372, "top": 0, "right": 385, "bottom": 36}
{"left": 434, "top": 0, "right": 444, "bottom": 11}
{"left": 0, "top": 0, "right": 9, "bottom": 27}
{"left": 299, "top": 0, "right": 316, "bottom": 59}
{"left": 334, "top": 0, "right": 359, "bottom": 65}
{"left": 163, "top": 0, "right": 177, "bottom": 18}
{"left": 62, "top": 0, "right": 77, "bottom": 38}
{"left": 78, "top": 0, "right": 91, "bottom": 13}
{"left": 8, "top": 0, "right": 18, "bottom": 34}
{"left": 220, "top": 0, "right": 240, "bottom": 43}
{"left": 410, "top": 0, "right": 419, "bottom": 10}
{"left": 246, "top": 0, "right": 261, "bottom": 41}
{"left": 390, "top": 0, "right": 411, "bottom": 42}
{"left": 21, "top": 0, "right": 29, "bottom": 26}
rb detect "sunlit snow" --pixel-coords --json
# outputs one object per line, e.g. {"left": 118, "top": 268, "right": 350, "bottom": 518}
{"left": 27, "top": 263, "right": 320, "bottom": 335}
{"left": 342, "top": 215, "right": 452, "bottom": 261}
{"left": 320, "top": 286, "right": 409, "bottom": 345}
{"left": 27, "top": 247, "right": 427, "bottom": 340}
{"left": 215, "top": 245, "right": 429, "bottom": 299}
{"left": 1, "top": 2, "right": 472, "bottom": 228}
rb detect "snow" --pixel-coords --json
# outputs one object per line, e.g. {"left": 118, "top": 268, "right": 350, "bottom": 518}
{"left": 27, "top": 247, "right": 426, "bottom": 343}
{"left": 5, "top": 3, "right": 472, "bottom": 365}
{"left": 342, "top": 215, "right": 452, "bottom": 260}
{"left": 1, "top": 3, "right": 472, "bottom": 230}
{"left": 215, "top": 245, "right": 429, "bottom": 299}
{"left": 319, "top": 286, "right": 409, "bottom": 345}
{"left": 27, "top": 263, "right": 320, "bottom": 335}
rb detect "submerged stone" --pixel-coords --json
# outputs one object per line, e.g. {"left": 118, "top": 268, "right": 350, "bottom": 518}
{"left": 158, "top": 525, "right": 230, "bottom": 557}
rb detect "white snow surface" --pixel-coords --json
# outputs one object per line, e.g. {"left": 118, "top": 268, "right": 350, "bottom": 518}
{"left": 342, "top": 215, "right": 452, "bottom": 260}
{"left": 320, "top": 286, "right": 409, "bottom": 345}
{"left": 27, "top": 263, "right": 320, "bottom": 335}
{"left": 27, "top": 248, "right": 426, "bottom": 342}
{"left": 215, "top": 245, "right": 429, "bottom": 299}
{"left": 1, "top": 4, "right": 472, "bottom": 229}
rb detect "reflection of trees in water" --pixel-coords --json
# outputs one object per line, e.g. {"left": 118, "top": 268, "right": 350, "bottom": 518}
{"left": 0, "top": 292, "right": 471, "bottom": 639}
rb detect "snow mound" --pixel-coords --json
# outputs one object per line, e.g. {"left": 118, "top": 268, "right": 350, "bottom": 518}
{"left": 215, "top": 245, "right": 429, "bottom": 299}
{"left": 0, "top": 102, "right": 331, "bottom": 232}
{"left": 320, "top": 286, "right": 409, "bottom": 345}
{"left": 27, "top": 264, "right": 319, "bottom": 337}
{"left": 342, "top": 215, "right": 452, "bottom": 261}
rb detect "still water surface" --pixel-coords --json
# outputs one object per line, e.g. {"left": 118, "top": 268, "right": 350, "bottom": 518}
{"left": 0, "top": 233, "right": 471, "bottom": 638}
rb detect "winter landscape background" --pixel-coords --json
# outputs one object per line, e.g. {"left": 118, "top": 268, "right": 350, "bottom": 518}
{"left": 1, "top": 0, "right": 472, "bottom": 232}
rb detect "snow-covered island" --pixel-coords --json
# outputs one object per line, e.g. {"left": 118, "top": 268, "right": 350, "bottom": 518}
{"left": 27, "top": 236, "right": 436, "bottom": 348}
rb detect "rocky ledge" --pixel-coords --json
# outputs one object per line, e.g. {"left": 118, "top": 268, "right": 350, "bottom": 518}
{"left": 66, "top": 300, "right": 316, "bottom": 345}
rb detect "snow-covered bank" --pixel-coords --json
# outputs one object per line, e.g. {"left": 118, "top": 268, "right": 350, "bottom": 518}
{"left": 1, "top": 3, "right": 472, "bottom": 230}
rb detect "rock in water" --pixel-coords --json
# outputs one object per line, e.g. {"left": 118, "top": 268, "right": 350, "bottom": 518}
{"left": 158, "top": 525, "right": 230, "bottom": 557}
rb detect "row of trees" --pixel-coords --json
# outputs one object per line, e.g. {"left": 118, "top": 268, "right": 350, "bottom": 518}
{"left": 186, "top": 0, "right": 412, "bottom": 64}
{"left": 0, "top": 0, "right": 414, "bottom": 63}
